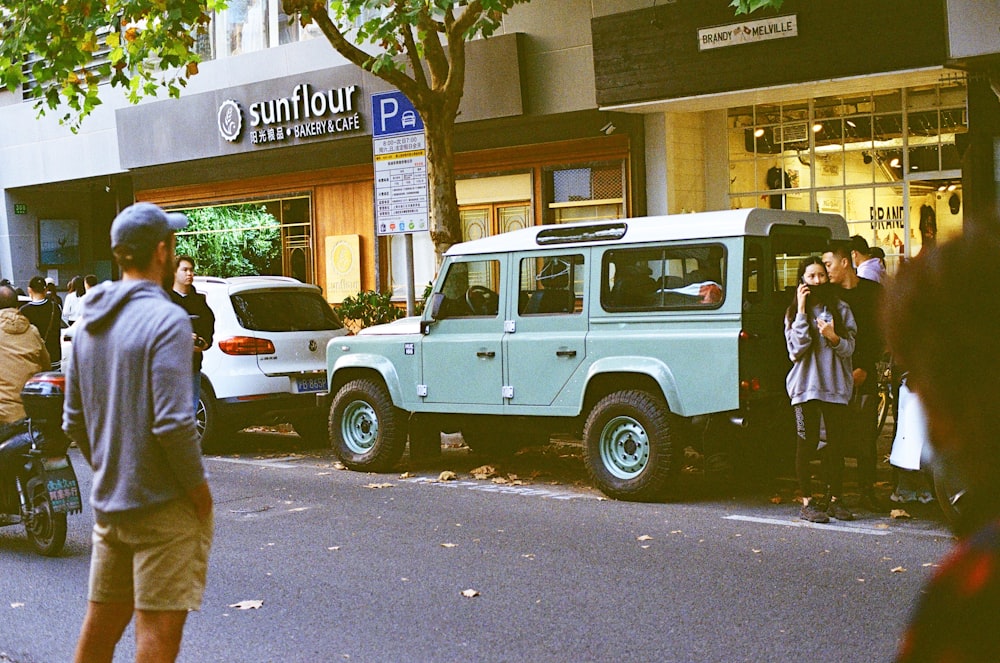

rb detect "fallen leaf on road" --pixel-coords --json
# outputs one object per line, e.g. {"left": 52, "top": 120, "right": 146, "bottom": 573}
{"left": 440, "top": 543, "right": 457, "bottom": 548}
{"left": 333, "top": 462, "right": 347, "bottom": 470}
{"left": 471, "top": 465, "right": 496, "bottom": 479}
{"left": 641, "top": 545, "right": 650, "bottom": 549}
{"left": 327, "top": 546, "right": 341, "bottom": 551}
{"left": 891, "top": 566, "right": 907, "bottom": 573}
{"left": 670, "top": 530, "right": 683, "bottom": 535}
{"left": 890, "top": 509, "right": 911, "bottom": 519}
{"left": 438, "top": 471, "right": 457, "bottom": 482}
{"left": 637, "top": 535, "right": 653, "bottom": 541}
{"left": 228, "top": 600, "right": 263, "bottom": 610}
{"left": 770, "top": 495, "right": 783, "bottom": 504}
{"left": 316, "top": 472, "right": 331, "bottom": 476}
{"left": 399, "top": 472, "right": 414, "bottom": 479}
{"left": 461, "top": 589, "right": 480, "bottom": 598}
{"left": 491, "top": 477, "right": 509, "bottom": 484}
{"left": 10, "top": 603, "right": 24, "bottom": 608}
{"left": 752, "top": 549, "right": 762, "bottom": 554}
{"left": 288, "top": 507, "right": 309, "bottom": 512}
{"left": 922, "top": 563, "right": 939, "bottom": 568}
{"left": 364, "top": 482, "right": 394, "bottom": 489}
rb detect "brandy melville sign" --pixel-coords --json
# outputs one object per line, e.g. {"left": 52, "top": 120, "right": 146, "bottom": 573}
{"left": 217, "top": 83, "right": 364, "bottom": 146}
{"left": 698, "top": 14, "right": 797, "bottom": 51}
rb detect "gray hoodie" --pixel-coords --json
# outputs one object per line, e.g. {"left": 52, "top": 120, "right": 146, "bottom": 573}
{"left": 63, "top": 279, "right": 206, "bottom": 518}
{"left": 784, "top": 300, "right": 856, "bottom": 406}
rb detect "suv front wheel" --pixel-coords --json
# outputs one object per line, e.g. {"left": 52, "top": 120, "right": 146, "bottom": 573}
{"left": 583, "top": 390, "right": 675, "bottom": 502}
{"left": 330, "top": 378, "right": 407, "bottom": 472}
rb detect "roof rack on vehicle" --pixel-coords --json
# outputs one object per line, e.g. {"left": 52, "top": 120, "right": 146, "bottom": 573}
{"left": 536, "top": 222, "right": 628, "bottom": 246}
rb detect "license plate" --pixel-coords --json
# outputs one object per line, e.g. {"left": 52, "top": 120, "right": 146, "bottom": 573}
{"left": 295, "top": 374, "right": 327, "bottom": 394}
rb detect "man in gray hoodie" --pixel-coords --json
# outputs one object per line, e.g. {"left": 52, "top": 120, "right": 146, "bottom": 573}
{"left": 65, "top": 203, "right": 213, "bottom": 663}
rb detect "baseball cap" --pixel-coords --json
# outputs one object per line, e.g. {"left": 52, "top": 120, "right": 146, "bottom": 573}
{"left": 111, "top": 202, "right": 188, "bottom": 254}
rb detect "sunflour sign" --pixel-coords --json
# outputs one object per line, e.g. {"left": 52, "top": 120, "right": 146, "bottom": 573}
{"left": 698, "top": 14, "right": 797, "bottom": 51}
{"left": 217, "top": 83, "right": 364, "bottom": 146}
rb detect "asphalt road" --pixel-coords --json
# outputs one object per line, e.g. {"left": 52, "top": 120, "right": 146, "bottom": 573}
{"left": 0, "top": 433, "right": 953, "bottom": 663}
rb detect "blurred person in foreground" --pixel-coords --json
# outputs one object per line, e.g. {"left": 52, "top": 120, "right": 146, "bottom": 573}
{"left": 65, "top": 203, "right": 212, "bottom": 663}
{"left": 888, "top": 230, "right": 1000, "bottom": 661}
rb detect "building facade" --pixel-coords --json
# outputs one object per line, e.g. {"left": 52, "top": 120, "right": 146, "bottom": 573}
{"left": 0, "top": 0, "right": 996, "bottom": 300}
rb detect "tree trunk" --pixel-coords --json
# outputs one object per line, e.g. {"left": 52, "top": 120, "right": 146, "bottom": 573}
{"left": 423, "top": 106, "right": 462, "bottom": 265}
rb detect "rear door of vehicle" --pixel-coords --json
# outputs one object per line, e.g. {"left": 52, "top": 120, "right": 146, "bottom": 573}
{"left": 229, "top": 285, "right": 346, "bottom": 395}
{"left": 503, "top": 251, "right": 587, "bottom": 407}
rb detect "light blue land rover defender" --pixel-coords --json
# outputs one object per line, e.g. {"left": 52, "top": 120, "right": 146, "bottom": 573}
{"left": 327, "top": 208, "right": 849, "bottom": 501}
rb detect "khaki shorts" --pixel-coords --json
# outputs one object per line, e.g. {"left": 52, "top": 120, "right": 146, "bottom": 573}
{"left": 89, "top": 498, "right": 213, "bottom": 612}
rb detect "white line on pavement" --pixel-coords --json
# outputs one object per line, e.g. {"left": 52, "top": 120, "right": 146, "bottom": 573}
{"left": 724, "top": 514, "right": 890, "bottom": 535}
{"left": 208, "top": 456, "right": 303, "bottom": 469}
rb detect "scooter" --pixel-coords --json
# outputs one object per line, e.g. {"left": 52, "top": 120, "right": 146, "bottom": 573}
{"left": 0, "top": 371, "right": 82, "bottom": 556}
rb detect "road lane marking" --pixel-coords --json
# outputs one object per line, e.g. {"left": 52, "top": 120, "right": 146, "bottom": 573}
{"left": 725, "top": 514, "right": 890, "bottom": 535}
{"left": 404, "top": 477, "right": 602, "bottom": 501}
{"left": 209, "top": 456, "right": 303, "bottom": 469}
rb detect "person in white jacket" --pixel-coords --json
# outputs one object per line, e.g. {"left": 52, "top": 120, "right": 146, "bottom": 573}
{"left": 784, "top": 256, "right": 857, "bottom": 523}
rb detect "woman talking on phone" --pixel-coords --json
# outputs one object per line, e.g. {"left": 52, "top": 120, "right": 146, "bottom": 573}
{"left": 785, "top": 256, "right": 857, "bottom": 523}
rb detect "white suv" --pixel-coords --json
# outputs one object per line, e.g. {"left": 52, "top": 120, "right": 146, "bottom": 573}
{"left": 195, "top": 276, "right": 348, "bottom": 450}
{"left": 63, "top": 276, "right": 348, "bottom": 450}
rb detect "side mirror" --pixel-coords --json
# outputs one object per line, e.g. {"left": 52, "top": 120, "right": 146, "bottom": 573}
{"left": 421, "top": 293, "right": 445, "bottom": 334}
{"left": 428, "top": 292, "right": 444, "bottom": 319}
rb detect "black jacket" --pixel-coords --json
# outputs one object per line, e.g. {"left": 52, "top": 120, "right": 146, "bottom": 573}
{"left": 169, "top": 288, "right": 215, "bottom": 371}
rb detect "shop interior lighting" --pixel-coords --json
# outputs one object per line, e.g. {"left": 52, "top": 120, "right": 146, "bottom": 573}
{"left": 812, "top": 122, "right": 823, "bottom": 133}
{"left": 947, "top": 183, "right": 958, "bottom": 191}
{"left": 889, "top": 157, "right": 901, "bottom": 168}
{"left": 753, "top": 128, "right": 765, "bottom": 137}
{"left": 938, "top": 184, "right": 947, "bottom": 191}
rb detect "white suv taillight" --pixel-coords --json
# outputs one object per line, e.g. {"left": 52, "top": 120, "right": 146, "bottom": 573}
{"left": 218, "top": 337, "right": 276, "bottom": 356}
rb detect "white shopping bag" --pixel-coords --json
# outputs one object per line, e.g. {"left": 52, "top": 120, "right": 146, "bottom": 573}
{"left": 889, "top": 376, "right": 929, "bottom": 471}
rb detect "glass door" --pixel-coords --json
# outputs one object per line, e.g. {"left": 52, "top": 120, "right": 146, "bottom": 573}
{"left": 905, "top": 171, "right": 962, "bottom": 260}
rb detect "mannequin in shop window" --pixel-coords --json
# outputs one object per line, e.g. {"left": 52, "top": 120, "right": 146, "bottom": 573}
{"left": 767, "top": 166, "right": 792, "bottom": 210}
{"left": 919, "top": 205, "right": 937, "bottom": 256}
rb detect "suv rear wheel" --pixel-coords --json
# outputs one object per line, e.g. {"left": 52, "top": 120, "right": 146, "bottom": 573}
{"left": 330, "top": 378, "right": 407, "bottom": 471}
{"left": 583, "top": 390, "right": 674, "bottom": 502}
{"left": 197, "top": 379, "right": 235, "bottom": 453}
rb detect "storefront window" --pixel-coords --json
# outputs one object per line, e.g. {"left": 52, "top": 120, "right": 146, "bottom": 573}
{"left": 728, "top": 81, "right": 968, "bottom": 271}
{"left": 545, "top": 161, "right": 625, "bottom": 224}
{"left": 173, "top": 195, "right": 312, "bottom": 281}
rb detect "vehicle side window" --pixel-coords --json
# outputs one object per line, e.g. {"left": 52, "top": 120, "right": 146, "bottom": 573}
{"left": 518, "top": 254, "right": 584, "bottom": 315}
{"left": 437, "top": 259, "right": 501, "bottom": 318}
{"left": 602, "top": 244, "right": 726, "bottom": 311}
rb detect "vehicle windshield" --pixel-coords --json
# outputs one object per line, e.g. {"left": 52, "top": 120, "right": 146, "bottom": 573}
{"left": 232, "top": 291, "right": 342, "bottom": 332}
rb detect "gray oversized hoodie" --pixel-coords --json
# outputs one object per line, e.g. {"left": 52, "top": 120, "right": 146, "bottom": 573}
{"left": 784, "top": 300, "right": 856, "bottom": 406}
{"left": 63, "top": 279, "right": 206, "bottom": 519}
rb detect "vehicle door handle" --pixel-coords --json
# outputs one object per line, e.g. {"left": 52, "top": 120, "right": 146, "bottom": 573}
{"left": 556, "top": 349, "right": 577, "bottom": 358}
{"left": 476, "top": 350, "right": 496, "bottom": 358}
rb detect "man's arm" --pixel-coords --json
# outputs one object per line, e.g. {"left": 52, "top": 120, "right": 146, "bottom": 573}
{"left": 62, "top": 337, "right": 90, "bottom": 464}
{"left": 150, "top": 311, "right": 207, "bottom": 491}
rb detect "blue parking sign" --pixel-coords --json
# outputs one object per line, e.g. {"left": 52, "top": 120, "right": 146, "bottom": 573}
{"left": 371, "top": 90, "right": 424, "bottom": 137}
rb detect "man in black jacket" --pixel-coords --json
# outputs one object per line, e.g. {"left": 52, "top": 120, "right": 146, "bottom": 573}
{"left": 823, "top": 242, "right": 884, "bottom": 510}
{"left": 19, "top": 275, "right": 61, "bottom": 366}
{"left": 170, "top": 255, "right": 215, "bottom": 414}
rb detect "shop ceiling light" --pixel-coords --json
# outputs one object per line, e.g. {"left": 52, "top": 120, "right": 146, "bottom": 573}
{"left": 812, "top": 122, "right": 823, "bottom": 133}
{"left": 889, "top": 157, "right": 901, "bottom": 168}
{"left": 753, "top": 128, "right": 765, "bottom": 137}
{"left": 947, "top": 183, "right": 957, "bottom": 191}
